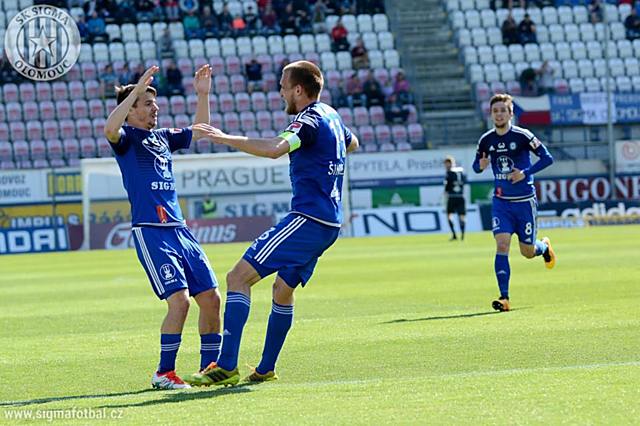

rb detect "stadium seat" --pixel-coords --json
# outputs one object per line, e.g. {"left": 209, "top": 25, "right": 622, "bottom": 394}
{"left": 235, "top": 92, "right": 251, "bottom": 112}
{"left": 239, "top": 111, "right": 256, "bottom": 131}
{"left": 230, "top": 74, "right": 246, "bottom": 93}
{"left": 357, "top": 14, "right": 373, "bottom": 33}
{"left": 369, "top": 106, "right": 385, "bottom": 125}
{"left": 0, "top": 142, "right": 12, "bottom": 162}
{"left": 463, "top": 46, "right": 478, "bottom": 65}
{"left": 571, "top": 42, "right": 587, "bottom": 61}
{"left": 616, "top": 76, "right": 632, "bottom": 92}
{"left": 23, "top": 101, "right": 38, "bottom": 121}
{"left": 0, "top": 124, "right": 8, "bottom": 141}
{"left": 568, "top": 77, "right": 585, "bottom": 93}
{"left": 465, "top": 10, "right": 480, "bottom": 28}
{"left": 315, "top": 33, "right": 331, "bottom": 52}
{"left": 158, "top": 115, "right": 173, "bottom": 129}
{"left": 30, "top": 140, "right": 46, "bottom": 160}
{"left": 493, "top": 45, "right": 509, "bottom": 63}
{"left": 338, "top": 108, "right": 353, "bottom": 126}
{"left": 374, "top": 125, "right": 391, "bottom": 144}
{"left": 6, "top": 102, "right": 21, "bottom": 121}
{"left": 52, "top": 82, "right": 68, "bottom": 101}
{"left": 272, "top": 111, "right": 289, "bottom": 130}
{"left": 499, "top": 63, "right": 516, "bottom": 82}
{"left": 59, "top": 120, "right": 76, "bottom": 139}
{"left": 549, "top": 24, "right": 564, "bottom": 43}
{"left": 484, "top": 64, "right": 499, "bottom": 83}
{"left": 373, "top": 14, "right": 389, "bottom": 32}
{"left": 256, "top": 111, "right": 272, "bottom": 131}
{"left": 553, "top": 78, "right": 569, "bottom": 94}
{"left": 89, "top": 99, "right": 105, "bottom": 119}
{"left": 218, "top": 93, "right": 234, "bottom": 113}
{"left": 267, "top": 92, "right": 282, "bottom": 111}
{"left": 457, "top": 29, "right": 471, "bottom": 47}
{"left": 72, "top": 100, "right": 89, "bottom": 119}
{"left": 617, "top": 40, "right": 633, "bottom": 59}
{"left": 542, "top": 6, "right": 558, "bottom": 25}
{"left": 13, "top": 140, "right": 29, "bottom": 160}
{"left": 97, "top": 138, "right": 112, "bottom": 158}
{"left": 593, "top": 59, "right": 607, "bottom": 78}
{"left": 579, "top": 23, "right": 595, "bottom": 42}
{"left": 61, "top": 139, "right": 79, "bottom": 160}
{"left": 0, "top": 104, "right": 4, "bottom": 122}
{"left": 267, "top": 35, "right": 284, "bottom": 55}
{"left": 336, "top": 51, "right": 352, "bottom": 70}
{"left": 562, "top": 60, "right": 578, "bottom": 79}
{"left": 250, "top": 92, "right": 267, "bottom": 112}
{"left": 19, "top": 83, "right": 35, "bottom": 102}
{"left": 35, "top": 82, "right": 52, "bottom": 102}
{"left": 391, "top": 125, "right": 408, "bottom": 144}
{"left": 471, "top": 28, "right": 487, "bottom": 46}
{"left": 477, "top": 46, "right": 493, "bottom": 65}
{"left": 625, "top": 58, "right": 639, "bottom": 77}
{"left": 480, "top": 9, "right": 496, "bottom": 28}
{"left": 223, "top": 112, "right": 240, "bottom": 132}
{"left": 320, "top": 52, "right": 337, "bottom": 71}
{"left": 508, "top": 44, "right": 524, "bottom": 63}
{"left": 573, "top": 6, "right": 588, "bottom": 24}
{"left": 578, "top": 59, "right": 594, "bottom": 78}
{"left": 564, "top": 24, "right": 580, "bottom": 43}
{"left": 214, "top": 75, "right": 230, "bottom": 94}
{"left": 379, "top": 142, "right": 396, "bottom": 152}
{"left": 69, "top": 81, "right": 84, "bottom": 100}
{"left": 92, "top": 118, "right": 105, "bottom": 139}
{"left": 76, "top": 119, "right": 92, "bottom": 139}
{"left": 610, "top": 58, "right": 625, "bottom": 77}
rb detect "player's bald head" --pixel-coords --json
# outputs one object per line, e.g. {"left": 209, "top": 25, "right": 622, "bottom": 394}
{"left": 282, "top": 61, "right": 324, "bottom": 99}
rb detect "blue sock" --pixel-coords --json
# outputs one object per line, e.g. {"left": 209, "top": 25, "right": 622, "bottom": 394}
{"left": 257, "top": 301, "right": 294, "bottom": 374}
{"left": 158, "top": 333, "right": 181, "bottom": 373}
{"left": 534, "top": 239, "right": 548, "bottom": 257}
{"left": 200, "top": 333, "right": 222, "bottom": 370}
{"left": 494, "top": 253, "right": 510, "bottom": 299}
{"left": 217, "top": 292, "right": 251, "bottom": 371}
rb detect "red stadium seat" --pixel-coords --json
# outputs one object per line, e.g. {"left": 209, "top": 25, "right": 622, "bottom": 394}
{"left": 407, "top": 124, "right": 424, "bottom": 144}
{"left": 46, "top": 139, "right": 64, "bottom": 160}
{"left": 52, "top": 82, "right": 68, "bottom": 101}
{"left": 72, "top": 100, "right": 89, "bottom": 119}
{"left": 218, "top": 93, "right": 234, "bottom": 113}
{"left": 80, "top": 138, "right": 96, "bottom": 158}
{"left": 19, "top": 83, "right": 36, "bottom": 102}
{"left": 272, "top": 111, "right": 289, "bottom": 130}
{"left": 357, "top": 125, "right": 376, "bottom": 145}
{"left": 239, "top": 111, "right": 256, "bottom": 131}
{"left": 225, "top": 56, "right": 242, "bottom": 75}
{"left": 69, "top": 81, "right": 85, "bottom": 100}
{"left": 3, "top": 84, "right": 19, "bottom": 102}
{"left": 36, "top": 82, "right": 52, "bottom": 102}
{"left": 60, "top": 120, "right": 76, "bottom": 139}
{"left": 85, "top": 81, "right": 100, "bottom": 99}
{"left": 353, "top": 107, "right": 369, "bottom": 127}
{"left": 230, "top": 74, "right": 246, "bottom": 94}
{"left": 214, "top": 75, "right": 230, "bottom": 94}
{"left": 256, "top": 111, "right": 272, "bottom": 131}
{"left": 89, "top": 99, "right": 105, "bottom": 119}
{"left": 97, "top": 138, "right": 112, "bottom": 157}
{"left": 43, "top": 120, "right": 60, "bottom": 140}
{"left": 30, "top": 140, "right": 46, "bottom": 160}
{"left": 27, "top": 122, "right": 43, "bottom": 141}
{"left": 10, "top": 123, "right": 26, "bottom": 141}
{"left": 76, "top": 119, "right": 92, "bottom": 139}
{"left": 0, "top": 142, "right": 13, "bottom": 162}
{"left": 267, "top": 91, "right": 282, "bottom": 111}
{"left": 62, "top": 138, "right": 80, "bottom": 160}
{"left": 337, "top": 108, "right": 353, "bottom": 126}
{"left": 391, "top": 124, "right": 408, "bottom": 144}
{"left": 223, "top": 112, "right": 240, "bottom": 132}
{"left": 369, "top": 106, "right": 385, "bottom": 125}
{"left": 55, "top": 101, "right": 72, "bottom": 120}
{"left": 6, "top": 103, "right": 22, "bottom": 121}
{"left": 13, "top": 140, "right": 30, "bottom": 161}
{"left": 235, "top": 92, "right": 251, "bottom": 112}
{"left": 23, "top": 102, "right": 39, "bottom": 121}
{"left": 374, "top": 124, "right": 391, "bottom": 144}
{"left": 0, "top": 124, "right": 9, "bottom": 141}
{"left": 186, "top": 94, "right": 198, "bottom": 115}
{"left": 208, "top": 94, "right": 219, "bottom": 113}
{"left": 250, "top": 92, "right": 267, "bottom": 111}
{"left": 170, "top": 95, "right": 186, "bottom": 115}
{"left": 92, "top": 118, "right": 106, "bottom": 138}
{"left": 40, "top": 101, "right": 56, "bottom": 120}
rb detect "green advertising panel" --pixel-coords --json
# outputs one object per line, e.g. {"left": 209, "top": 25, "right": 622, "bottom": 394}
{"left": 372, "top": 187, "right": 421, "bottom": 207}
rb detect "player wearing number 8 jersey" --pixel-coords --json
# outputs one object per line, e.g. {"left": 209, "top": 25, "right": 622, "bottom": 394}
{"left": 186, "top": 60, "right": 359, "bottom": 386}
{"left": 473, "top": 94, "right": 557, "bottom": 312}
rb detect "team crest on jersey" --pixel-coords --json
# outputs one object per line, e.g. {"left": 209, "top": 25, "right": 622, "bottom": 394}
{"left": 497, "top": 156, "right": 514, "bottom": 173}
{"left": 492, "top": 217, "right": 500, "bottom": 230}
{"left": 510, "top": 142, "right": 517, "bottom": 150}
{"left": 169, "top": 128, "right": 183, "bottom": 134}
{"left": 285, "top": 122, "right": 303, "bottom": 134}
{"left": 154, "top": 155, "right": 173, "bottom": 180}
{"left": 529, "top": 137, "right": 541, "bottom": 149}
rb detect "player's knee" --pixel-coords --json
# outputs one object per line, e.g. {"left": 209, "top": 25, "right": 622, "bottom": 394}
{"left": 226, "top": 270, "right": 245, "bottom": 292}
{"left": 496, "top": 241, "right": 510, "bottom": 253}
{"left": 520, "top": 246, "right": 535, "bottom": 258}
{"left": 169, "top": 295, "right": 190, "bottom": 317}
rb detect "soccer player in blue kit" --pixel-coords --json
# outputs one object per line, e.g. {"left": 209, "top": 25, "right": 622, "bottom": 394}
{"left": 186, "top": 60, "right": 359, "bottom": 386}
{"left": 104, "top": 65, "right": 222, "bottom": 389}
{"left": 473, "top": 94, "right": 557, "bottom": 312}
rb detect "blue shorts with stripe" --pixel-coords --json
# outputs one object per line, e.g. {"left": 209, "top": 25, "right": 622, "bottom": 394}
{"left": 491, "top": 196, "right": 538, "bottom": 244}
{"left": 243, "top": 213, "right": 340, "bottom": 288}
{"left": 132, "top": 226, "right": 218, "bottom": 300}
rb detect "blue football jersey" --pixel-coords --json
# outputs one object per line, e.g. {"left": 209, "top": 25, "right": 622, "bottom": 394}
{"left": 110, "top": 125, "right": 192, "bottom": 226}
{"left": 473, "top": 125, "right": 553, "bottom": 200}
{"left": 280, "top": 101, "right": 352, "bottom": 227}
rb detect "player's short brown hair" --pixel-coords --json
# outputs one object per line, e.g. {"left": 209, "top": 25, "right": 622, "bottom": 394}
{"left": 282, "top": 60, "right": 324, "bottom": 99}
{"left": 489, "top": 93, "right": 513, "bottom": 113}
{"left": 115, "top": 84, "right": 157, "bottom": 106}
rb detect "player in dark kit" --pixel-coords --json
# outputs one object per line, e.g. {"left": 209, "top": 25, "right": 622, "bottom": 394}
{"left": 104, "top": 65, "right": 222, "bottom": 389}
{"left": 473, "top": 94, "right": 557, "bottom": 312}
{"left": 443, "top": 155, "right": 467, "bottom": 241}
{"left": 186, "top": 60, "right": 359, "bottom": 386}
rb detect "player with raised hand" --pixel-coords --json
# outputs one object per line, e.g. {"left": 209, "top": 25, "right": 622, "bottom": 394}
{"left": 473, "top": 94, "right": 556, "bottom": 312}
{"left": 186, "top": 60, "right": 359, "bottom": 386}
{"left": 104, "top": 65, "right": 223, "bottom": 389}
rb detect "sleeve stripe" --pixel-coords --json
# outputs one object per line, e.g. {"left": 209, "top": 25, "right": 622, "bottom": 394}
{"left": 279, "top": 131, "right": 302, "bottom": 152}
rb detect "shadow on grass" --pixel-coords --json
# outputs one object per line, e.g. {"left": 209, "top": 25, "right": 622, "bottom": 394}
{"left": 0, "top": 389, "right": 157, "bottom": 407}
{"left": 96, "top": 384, "right": 254, "bottom": 409}
{"left": 381, "top": 307, "right": 531, "bottom": 324}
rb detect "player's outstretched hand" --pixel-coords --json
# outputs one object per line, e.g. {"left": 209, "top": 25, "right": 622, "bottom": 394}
{"left": 508, "top": 167, "right": 525, "bottom": 183}
{"left": 194, "top": 65, "right": 212, "bottom": 95}
{"left": 135, "top": 66, "right": 159, "bottom": 95}
{"left": 479, "top": 152, "right": 490, "bottom": 171}
{"left": 192, "top": 123, "right": 224, "bottom": 141}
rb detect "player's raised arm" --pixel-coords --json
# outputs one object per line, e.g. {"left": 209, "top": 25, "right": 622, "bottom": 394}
{"left": 193, "top": 65, "right": 212, "bottom": 128}
{"left": 197, "top": 126, "right": 290, "bottom": 159}
{"left": 104, "top": 66, "right": 159, "bottom": 143}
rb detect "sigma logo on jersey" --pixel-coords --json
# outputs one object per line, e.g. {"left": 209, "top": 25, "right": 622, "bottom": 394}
{"left": 159, "top": 263, "right": 178, "bottom": 284}
{"left": 285, "top": 122, "right": 303, "bottom": 134}
{"left": 328, "top": 161, "right": 345, "bottom": 176}
{"left": 154, "top": 156, "right": 172, "bottom": 181}
{"left": 529, "top": 137, "right": 542, "bottom": 149}
{"left": 496, "top": 156, "right": 515, "bottom": 179}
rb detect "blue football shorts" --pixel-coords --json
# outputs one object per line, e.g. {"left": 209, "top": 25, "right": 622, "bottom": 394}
{"left": 131, "top": 225, "right": 218, "bottom": 300}
{"left": 491, "top": 197, "right": 538, "bottom": 244}
{"left": 243, "top": 213, "right": 340, "bottom": 288}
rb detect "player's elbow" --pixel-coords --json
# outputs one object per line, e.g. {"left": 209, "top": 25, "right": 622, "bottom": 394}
{"left": 104, "top": 127, "right": 120, "bottom": 143}
{"left": 348, "top": 136, "right": 360, "bottom": 153}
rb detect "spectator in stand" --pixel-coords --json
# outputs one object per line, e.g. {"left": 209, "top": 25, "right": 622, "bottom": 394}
{"left": 157, "top": 27, "right": 176, "bottom": 59}
{"left": 393, "top": 71, "right": 413, "bottom": 105}
{"left": 297, "top": 9, "right": 313, "bottom": 34}
{"left": 245, "top": 58, "right": 263, "bottom": 92}
{"left": 501, "top": 13, "right": 519, "bottom": 45}
{"left": 518, "top": 14, "right": 537, "bottom": 44}
{"left": 261, "top": 5, "right": 281, "bottom": 35}
{"left": 83, "top": 0, "right": 99, "bottom": 17}
{"left": 119, "top": 63, "right": 133, "bottom": 85}
{"left": 135, "top": 0, "right": 155, "bottom": 22}
{"left": 179, "top": 0, "right": 199, "bottom": 14}
{"left": 363, "top": 70, "right": 385, "bottom": 107}
{"left": 351, "top": 38, "right": 370, "bottom": 70}
{"left": 625, "top": 8, "right": 640, "bottom": 40}
{"left": 344, "top": 73, "right": 367, "bottom": 108}
{"left": 87, "top": 11, "right": 108, "bottom": 42}
{"left": 357, "top": 0, "right": 385, "bottom": 14}
{"left": 519, "top": 67, "right": 538, "bottom": 96}
{"left": 281, "top": 3, "right": 298, "bottom": 35}
{"left": 219, "top": 4, "right": 234, "bottom": 37}
{"left": 589, "top": 0, "right": 603, "bottom": 24}
{"left": 164, "top": 0, "right": 181, "bottom": 21}
{"left": 132, "top": 63, "right": 145, "bottom": 83}
{"left": 384, "top": 93, "right": 410, "bottom": 124}
{"left": 76, "top": 15, "right": 90, "bottom": 42}
{"left": 165, "top": 60, "right": 184, "bottom": 95}
{"left": 331, "top": 18, "right": 350, "bottom": 52}
{"left": 232, "top": 14, "right": 247, "bottom": 36}
{"left": 244, "top": 5, "right": 260, "bottom": 36}
{"left": 114, "top": 0, "right": 136, "bottom": 24}
{"left": 536, "top": 61, "right": 555, "bottom": 95}
{"left": 201, "top": 6, "right": 219, "bottom": 38}
{"left": 99, "top": 64, "right": 118, "bottom": 99}
{"left": 184, "top": 10, "right": 203, "bottom": 39}
{"left": 312, "top": 0, "right": 328, "bottom": 34}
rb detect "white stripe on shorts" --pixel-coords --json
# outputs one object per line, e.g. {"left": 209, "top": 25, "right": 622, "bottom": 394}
{"left": 254, "top": 216, "right": 307, "bottom": 264}
{"left": 133, "top": 227, "right": 165, "bottom": 295}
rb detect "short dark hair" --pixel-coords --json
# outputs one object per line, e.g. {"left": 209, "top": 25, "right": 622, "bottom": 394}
{"left": 115, "top": 84, "right": 157, "bottom": 106}
{"left": 282, "top": 60, "right": 324, "bottom": 99}
{"left": 489, "top": 93, "right": 513, "bottom": 113}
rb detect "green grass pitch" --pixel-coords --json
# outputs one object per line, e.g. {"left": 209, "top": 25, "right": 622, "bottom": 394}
{"left": 1, "top": 226, "right": 639, "bottom": 424}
